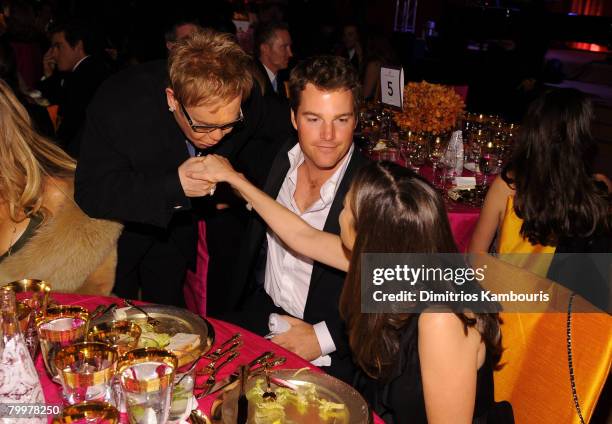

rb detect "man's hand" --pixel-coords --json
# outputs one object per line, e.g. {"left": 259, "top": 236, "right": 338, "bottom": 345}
{"left": 178, "top": 157, "right": 215, "bottom": 197}
{"left": 189, "top": 154, "right": 236, "bottom": 183}
{"left": 43, "top": 48, "right": 56, "bottom": 78}
{"left": 271, "top": 316, "right": 322, "bottom": 361}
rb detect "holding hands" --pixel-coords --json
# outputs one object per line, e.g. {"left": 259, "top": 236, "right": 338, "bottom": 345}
{"left": 178, "top": 154, "right": 240, "bottom": 197}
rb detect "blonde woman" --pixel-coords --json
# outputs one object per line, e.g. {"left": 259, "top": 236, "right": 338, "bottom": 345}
{"left": 0, "top": 80, "right": 122, "bottom": 294}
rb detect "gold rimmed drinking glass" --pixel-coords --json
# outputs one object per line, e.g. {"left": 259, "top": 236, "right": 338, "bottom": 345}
{"left": 2, "top": 279, "right": 52, "bottom": 311}
{"left": 117, "top": 348, "right": 178, "bottom": 424}
{"left": 16, "top": 301, "right": 32, "bottom": 333}
{"left": 88, "top": 320, "right": 142, "bottom": 356}
{"left": 54, "top": 342, "right": 118, "bottom": 405}
{"left": 36, "top": 305, "right": 90, "bottom": 378}
{"left": 52, "top": 401, "right": 119, "bottom": 424}
{"left": 3, "top": 280, "right": 52, "bottom": 358}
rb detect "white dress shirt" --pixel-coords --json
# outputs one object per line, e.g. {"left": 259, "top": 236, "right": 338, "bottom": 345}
{"left": 262, "top": 63, "right": 278, "bottom": 93}
{"left": 264, "top": 143, "right": 354, "bottom": 359}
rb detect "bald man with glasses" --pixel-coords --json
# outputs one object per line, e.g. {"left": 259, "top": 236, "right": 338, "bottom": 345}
{"left": 75, "top": 30, "right": 292, "bottom": 306}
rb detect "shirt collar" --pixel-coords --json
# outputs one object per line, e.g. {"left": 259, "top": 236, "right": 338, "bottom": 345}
{"left": 262, "top": 63, "right": 277, "bottom": 83}
{"left": 72, "top": 55, "right": 91, "bottom": 72}
{"left": 286, "top": 143, "right": 355, "bottom": 208}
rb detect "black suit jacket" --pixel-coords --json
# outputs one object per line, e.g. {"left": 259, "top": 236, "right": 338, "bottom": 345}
{"left": 255, "top": 59, "right": 289, "bottom": 99}
{"left": 75, "top": 60, "right": 292, "bottom": 293}
{"left": 38, "top": 55, "right": 110, "bottom": 155}
{"left": 230, "top": 138, "right": 369, "bottom": 382}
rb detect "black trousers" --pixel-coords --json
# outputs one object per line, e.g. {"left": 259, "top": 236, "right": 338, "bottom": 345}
{"left": 114, "top": 234, "right": 187, "bottom": 307}
{"left": 220, "top": 287, "right": 286, "bottom": 336}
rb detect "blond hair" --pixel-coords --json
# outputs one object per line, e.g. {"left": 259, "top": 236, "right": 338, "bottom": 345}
{"left": 0, "top": 80, "right": 76, "bottom": 222}
{"left": 168, "top": 29, "right": 254, "bottom": 107}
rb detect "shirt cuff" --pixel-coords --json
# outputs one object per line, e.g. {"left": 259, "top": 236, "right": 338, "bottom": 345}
{"left": 313, "top": 321, "right": 336, "bottom": 357}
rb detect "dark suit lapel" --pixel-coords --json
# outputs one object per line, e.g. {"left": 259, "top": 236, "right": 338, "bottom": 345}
{"left": 262, "top": 138, "right": 295, "bottom": 196}
{"left": 245, "top": 138, "right": 295, "bottom": 259}
{"left": 163, "top": 103, "right": 190, "bottom": 169}
{"left": 308, "top": 148, "right": 366, "bottom": 291}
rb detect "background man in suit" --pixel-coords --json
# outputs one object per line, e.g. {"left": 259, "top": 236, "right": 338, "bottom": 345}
{"left": 164, "top": 19, "right": 201, "bottom": 51}
{"left": 75, "top": 30, "right": 292, "bottom": 307}
{"left": 228, "top": 56, "right": 367, "bottom": 383}
{"left": 254, "top": 22, "right": 292, "bottom": 98}
{"left": 39, "top": 19, "right": 109, "bottom": 155}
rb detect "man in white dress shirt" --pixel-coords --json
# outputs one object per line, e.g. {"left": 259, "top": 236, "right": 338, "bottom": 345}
{"left": 254, "top": 22, "right": 293, "bottom": 98}
{"left": 229, "top": 56, "right": 368, "bottom": 382}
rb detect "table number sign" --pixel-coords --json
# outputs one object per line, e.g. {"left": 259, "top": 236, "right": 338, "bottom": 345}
{"left": 380, "top": 66, "right": 404, "bottom": 109}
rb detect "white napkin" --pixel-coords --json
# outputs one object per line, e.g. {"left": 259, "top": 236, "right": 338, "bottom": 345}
{"left": 455, "top": 176, "right": 476, "bottom": 189}
{"left": 267, "top": 313, "right": 331, "bottom": 367}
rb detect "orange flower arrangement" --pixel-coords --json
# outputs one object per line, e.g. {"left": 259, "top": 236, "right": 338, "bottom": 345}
{"left": 394, "top": 81, "right": 465, "bottom": 134}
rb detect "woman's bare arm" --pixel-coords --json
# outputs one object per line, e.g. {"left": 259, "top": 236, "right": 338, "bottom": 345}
{"left": 468, "top": 176, "right": 514, "bottom": 253}
{"left": 197, "top": 155, "right": 350, "bottom": 272}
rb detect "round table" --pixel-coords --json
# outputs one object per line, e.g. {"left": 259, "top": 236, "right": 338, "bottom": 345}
{"left": 37, "top": 293, "right": 384, "bottom": 423}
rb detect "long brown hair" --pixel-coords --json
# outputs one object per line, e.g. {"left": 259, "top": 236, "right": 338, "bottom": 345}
{"left": 503, "top": 88, "right": 610, "bottom": 245}
{"left": 339, "top": 162, "right": 502, "bottom": 380}
{"left": 0, "top": 79, "right": 75, "bottom": 221}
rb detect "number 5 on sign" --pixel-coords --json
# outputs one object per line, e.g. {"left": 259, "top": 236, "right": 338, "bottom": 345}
{"left": 380, "top": 66, "right": 404, "bottom": 109}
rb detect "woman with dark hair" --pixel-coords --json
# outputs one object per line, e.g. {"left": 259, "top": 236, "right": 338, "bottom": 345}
{"left": 197, "top": 156, "right": 513, "bottom": 423}
{"left": 469, "top": 88, "right": 611, "bottom": 273}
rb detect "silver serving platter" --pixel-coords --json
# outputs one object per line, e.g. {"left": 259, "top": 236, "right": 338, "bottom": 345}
{"left": 221, "top": 369, "right": 372, "bottom": 424}
{"left": 94, "top": 304, "right": 214, "bottom": 367}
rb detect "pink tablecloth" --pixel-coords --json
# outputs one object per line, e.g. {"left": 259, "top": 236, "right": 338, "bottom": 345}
{"left": 38, "top": 293, "right": 383, "bottom": 423}
{"left": 418, "top": 165, "right": 481, "bottom": 252}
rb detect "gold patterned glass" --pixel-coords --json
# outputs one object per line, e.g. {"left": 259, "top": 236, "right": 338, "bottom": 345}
{"left": 55, "top": 342, "right": 118, "bottom": 405}
{"left": 88, "top": 320, "right": 142, "bottom": 356}
{"left": 52, "top": 401, "right": 119, "bottom": 424}
{"left": 36, "top": 305, "right": 90, "bottom": 378}
{"left": 117, "top": 348, "right": 178, "bottom": 424}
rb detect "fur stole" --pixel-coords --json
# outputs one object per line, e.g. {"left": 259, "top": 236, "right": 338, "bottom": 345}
{"left": 0, "top": 195, "right": 123, "bottom": 293}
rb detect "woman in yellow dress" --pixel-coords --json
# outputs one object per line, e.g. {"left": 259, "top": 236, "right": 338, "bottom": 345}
{"left": 468, "top": 87, "right": 611, "bottom": 423}
{"left": 469, "top": 88, "right": 610, "bottom": 263}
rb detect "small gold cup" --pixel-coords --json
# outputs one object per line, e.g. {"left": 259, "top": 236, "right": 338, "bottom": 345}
{"left": 52, "top": 401, "right": 119, "bottom": 424}
{"left": 117, "top": 348, "right": 178, "bottom": 424}
{"left": 16, "top": 301, "right": 32, "bottom": 333}
{"left": 36, "top": 305, "right": 90, "bottom": 378}
{"left": 88, "top": 320, "right": 142, "bottom": 356}
{"left": 2, "top": 279, "right": 52, "bottom": 311}
{"left": 55, "top": 342, "right": 118, "bottom": 405}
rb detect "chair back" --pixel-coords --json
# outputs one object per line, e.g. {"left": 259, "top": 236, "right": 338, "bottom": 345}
{"left": 495, "top": 312, "right": 612, "bottom": 423}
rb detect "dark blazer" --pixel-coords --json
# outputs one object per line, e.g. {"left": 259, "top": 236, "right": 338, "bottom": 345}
{"left": 75, "top": 60, "right": 292, "bottom": 303}
{"left": 38, "top": 55, "right": 110, "bottom": 155}
{"left": 230, "top": 138, "right": 369, "bottom": 382}
{"left": 255, "top": 59, "right": 289, "bottom": 99}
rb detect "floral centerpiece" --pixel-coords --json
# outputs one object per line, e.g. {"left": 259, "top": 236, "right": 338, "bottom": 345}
{"left": 394, "top": 81, "right": 465, "bottom": 135}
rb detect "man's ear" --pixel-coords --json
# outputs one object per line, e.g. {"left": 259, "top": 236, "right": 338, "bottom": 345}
{"left": 75, "top": 40, "right": 85, "bottom": 56}
{"left": 165, "top": 88, "right": 178, "bottom": 112}
{"left": 290, "top": 108, "right": 298, "bottom": 130}
{"left": 260, "top": 43, "right": 270, "bottom": 61}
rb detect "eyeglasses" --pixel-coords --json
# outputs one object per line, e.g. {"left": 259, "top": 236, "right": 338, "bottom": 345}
{"left": 180, "top": 103, "right": 244, "bottom": 134}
